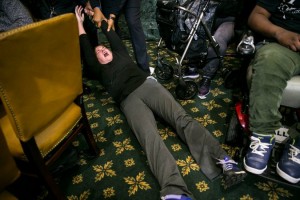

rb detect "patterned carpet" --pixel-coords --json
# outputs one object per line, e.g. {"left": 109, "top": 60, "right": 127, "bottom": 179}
{"left": 46, "top": 40, "right": 300, "bottom": 200}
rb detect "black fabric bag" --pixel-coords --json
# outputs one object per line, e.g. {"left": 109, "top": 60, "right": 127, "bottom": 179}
{"left": 156, "top": 0, "right": 219, "bottom": 62}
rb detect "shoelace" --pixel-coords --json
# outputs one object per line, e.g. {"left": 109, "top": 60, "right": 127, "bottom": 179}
{"left": 216, "top": 158, "right": 238, "bottom": 171}
{"left": 249, "top": 136, "right": 273, "bottom": 157}
{"left": 288, "top": 145, "right": 300, "bottom": 164}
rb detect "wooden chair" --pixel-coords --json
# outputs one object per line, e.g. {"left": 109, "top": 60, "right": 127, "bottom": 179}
{"left": 0, "top": 14, "right": 99, "bottom": 200}
{"left": 0, "top": 128, "right": 20, "bottom": 200}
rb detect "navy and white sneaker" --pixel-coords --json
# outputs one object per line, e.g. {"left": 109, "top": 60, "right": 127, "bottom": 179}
{"left": 161, "top": 194, "right": 192, "bottom": 200}
{"left": 243, "top": 133, "right": 275, "bottom": 174}
{"left": 276, "top": 138, "right": 300, "bottom": 183}
{"left": 217, "top": 156, "right": 247, "bottom": 188}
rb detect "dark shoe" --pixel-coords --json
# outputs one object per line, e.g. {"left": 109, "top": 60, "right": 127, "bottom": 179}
{"left": 198, "top": 77, "right": 211, "bottom": 99}
{"left": 243, "top": 133, "right": 275, "bottom": 174}
{"left": 217, "top": 156, "right": 247, "bottom": 188}
{"left": 276, "top": 137, "right": 300, "bottom": 183}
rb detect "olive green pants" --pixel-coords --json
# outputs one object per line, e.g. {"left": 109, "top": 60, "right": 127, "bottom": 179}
{"left": 249, "top": 43, "right": 300, "bottom": 134}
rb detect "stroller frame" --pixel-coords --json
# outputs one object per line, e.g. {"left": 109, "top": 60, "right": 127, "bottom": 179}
{"left": 155, "top": 0, "right": 221, "bottom": 100}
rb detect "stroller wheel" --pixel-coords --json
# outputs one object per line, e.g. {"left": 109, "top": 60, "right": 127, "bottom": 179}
{"left": 175, "top": 80, "right": 198, "bottom": 100}
{"left": 155, "top": 64, "right": 174, "bottom": 80}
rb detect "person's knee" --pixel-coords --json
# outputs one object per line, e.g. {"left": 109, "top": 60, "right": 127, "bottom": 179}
{"left": 253, "top": 44, "right": 287, "bottom": 72}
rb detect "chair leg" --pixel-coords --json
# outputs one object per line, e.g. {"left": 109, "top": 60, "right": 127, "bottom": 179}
{"left": 21, "top": 139, "right": 66, "bottom": 200}
{"left": 82, "top": 115, "right": 99, "bottom": 156}
{"left": 76, "top": 94, "right": 99, "bottom": 156}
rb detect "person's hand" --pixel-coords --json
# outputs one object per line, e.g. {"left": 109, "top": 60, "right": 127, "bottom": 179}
{"left": 75, "top": 5, "right": 84, "bottom": 24}
{"left": 107, "top": 17, "right": 115, "bottom": 32}
{"left": 75, "top": 6, "right": 86, "bottom": 35}
{"left": 93, "top": 7, "right": 106, "bottom": 28}
{"left": 84, "top": 1, "right": 94, "bottom": 17}
{"left": 275, "top": 29, "right": 300, "bottom": 52}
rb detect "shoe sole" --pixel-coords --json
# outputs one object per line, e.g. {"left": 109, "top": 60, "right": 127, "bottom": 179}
{"left": 223, "top": 171, "right": 247, "bottom": 189}
{"left": 276, "top": 163, "right": 300, "bottom": 184}
{"left": 182, "top": 75, "right": 200, "bottom": 79}
{"left": 243, "top": 158, "right": 267, "bottom": 175}
{"left": 198, "top": 91, "right": 209, "bottom": 99}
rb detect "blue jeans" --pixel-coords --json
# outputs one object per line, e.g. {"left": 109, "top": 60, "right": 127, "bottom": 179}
{"left": 249, "top": 43, "right": 300, "bottom": 134}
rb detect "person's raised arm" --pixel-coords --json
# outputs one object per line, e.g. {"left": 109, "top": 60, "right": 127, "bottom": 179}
{"left": 75, "top": 6, "right": 101, "bottom": 79}
{"left": 103, "top": 0, "right": 123, "bottom": 32}
{"left": 87, "top": 0, "right": 107, "bottom": 28}
{"left": 100, "top": 20, "right": 128, "bottom": 52}
{"left": 75, "top": 6, "right": 86, "bottom": 35}
{"left": 248, "top": 5, "right": 300, "bottom": 51}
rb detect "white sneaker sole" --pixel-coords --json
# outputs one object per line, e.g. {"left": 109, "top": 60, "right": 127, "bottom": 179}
{"left": 198, "top": 91, "right": 209, "bottom": 99}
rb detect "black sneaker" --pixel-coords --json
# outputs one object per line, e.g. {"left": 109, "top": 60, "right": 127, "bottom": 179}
{"left": 198, "top": 77, "right": 211, "bottom": 99}
{"left": 217, "top": 156, "right": 247, "bottom": 189}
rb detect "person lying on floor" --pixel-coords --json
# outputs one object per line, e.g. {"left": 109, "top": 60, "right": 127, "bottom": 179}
{"left": 75, "top": 6, "right": 246, "bottom": 200}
